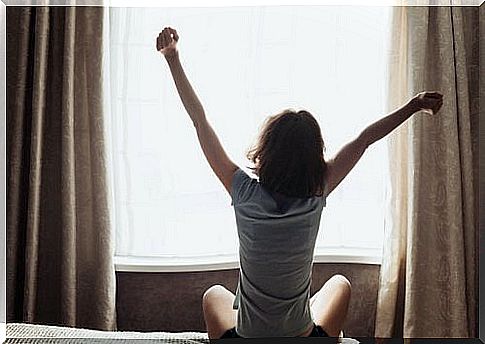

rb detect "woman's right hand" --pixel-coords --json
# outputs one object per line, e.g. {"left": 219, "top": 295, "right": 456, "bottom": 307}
{"left": 410, "top": 91, "right": 444, "bottom": 115}
{"left": 156, "top": 27, "right": 179, "bottom": 60}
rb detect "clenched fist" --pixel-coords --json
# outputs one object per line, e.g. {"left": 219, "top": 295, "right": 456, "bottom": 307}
{"left": 411, "top": 91, "right": 444, "bottom": 115}
{"left": 157, "top": 27, "right": 179, "bottom": 59}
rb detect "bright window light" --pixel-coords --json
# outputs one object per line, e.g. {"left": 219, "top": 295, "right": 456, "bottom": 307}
{"left": 107, "top": 6, "right": 391, "bottom": 263}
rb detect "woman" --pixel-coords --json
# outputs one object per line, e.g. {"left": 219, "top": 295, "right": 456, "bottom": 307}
{"left": 156, "top": 27, "right": 443, "bottom": 339}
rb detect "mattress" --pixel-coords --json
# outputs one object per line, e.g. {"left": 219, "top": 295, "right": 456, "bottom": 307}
{"left": 6, "top": 323, "right": 209, "bottom": 343}
{"left": 6, "top": 323, "right": 361, "bottom": 343}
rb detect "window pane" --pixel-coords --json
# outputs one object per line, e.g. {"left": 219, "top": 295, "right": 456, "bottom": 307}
{"left": 108, "top": 6, "right": 391, "bottom": 259}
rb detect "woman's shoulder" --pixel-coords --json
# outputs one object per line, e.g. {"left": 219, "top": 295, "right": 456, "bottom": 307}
{"left": 230, "top": 167, "right": 259, "bottom": 206}
{"left": 231, "top": 167, "right": 326, "bottom": 208}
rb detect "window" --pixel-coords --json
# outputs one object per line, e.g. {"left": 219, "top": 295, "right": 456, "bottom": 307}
{"left": 107, "top": 6, "right": 392, "bottom": 268}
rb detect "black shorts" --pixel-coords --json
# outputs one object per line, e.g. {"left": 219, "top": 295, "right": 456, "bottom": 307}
{"left": 220, "top": 323, "right": 329, "bottom": 338}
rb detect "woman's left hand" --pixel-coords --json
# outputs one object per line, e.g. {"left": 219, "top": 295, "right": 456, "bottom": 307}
{"left": 157, "top": 27, "right": 179, "bottom": 59}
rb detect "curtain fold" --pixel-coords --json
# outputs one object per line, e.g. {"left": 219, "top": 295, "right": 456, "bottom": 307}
{"left": 7, "top": 6, "right": 116, "bottom": 330}
{"left": 375, "top": 6, "right": 479, "bottom": 338}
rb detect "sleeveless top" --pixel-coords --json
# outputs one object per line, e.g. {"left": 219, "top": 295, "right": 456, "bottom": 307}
{"left": 230, "top": 168, "right": 326, "bottom": 338}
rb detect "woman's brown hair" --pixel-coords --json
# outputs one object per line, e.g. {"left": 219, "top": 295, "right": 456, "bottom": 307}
{"left": 246, "top": 109, "right": 327, "bottom": 198}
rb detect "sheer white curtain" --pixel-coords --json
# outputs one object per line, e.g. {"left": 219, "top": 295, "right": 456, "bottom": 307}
{"left": 107, "top": 6, "right": 391, "bottom": 260}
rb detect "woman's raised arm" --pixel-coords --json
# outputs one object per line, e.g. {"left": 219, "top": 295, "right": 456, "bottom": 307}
{"left": 157, "top": 27, "right": 238, "bottom": 194}
{"left": 324, "top": 91, "right": 444, "bottom": 197}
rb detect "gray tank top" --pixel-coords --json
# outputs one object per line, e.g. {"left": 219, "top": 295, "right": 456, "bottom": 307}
{"left": 230, "top": 168, "right": 326, "bottom": 338}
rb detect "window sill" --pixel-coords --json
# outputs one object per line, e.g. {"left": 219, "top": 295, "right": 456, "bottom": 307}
{"left": 114, "top": 247, "right": 382, "bottom": 272}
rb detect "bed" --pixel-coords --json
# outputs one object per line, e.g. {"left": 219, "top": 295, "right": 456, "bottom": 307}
{"left": 6, "top": 323, "right": 360, "bottom": 343}
{"left": 6, "top": 323, "right": 209, "bottom": 343}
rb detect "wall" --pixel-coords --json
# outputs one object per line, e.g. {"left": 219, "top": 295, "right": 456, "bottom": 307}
{"left": 478, "top": 4, "right": 484, "bottom": 340}
{"left": 0, "top": 2, "right": 6, "bottom": 342}
{"left": 116, "top": 263, "right": 380, "bottom": 337}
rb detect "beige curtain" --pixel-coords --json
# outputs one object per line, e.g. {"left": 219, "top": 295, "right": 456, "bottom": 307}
{"left": 6, "top": 7, "right": 116, "bottom": 330}
{"left": 375, "top": 6, "right": 479, "bottom": 338}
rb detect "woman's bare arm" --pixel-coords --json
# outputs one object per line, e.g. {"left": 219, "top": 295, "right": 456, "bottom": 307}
{"left": 157, "top": 27, "right": 238, "bottom": 194}
{"left": 324, "top": 92, "right": 443, "bottom": 197}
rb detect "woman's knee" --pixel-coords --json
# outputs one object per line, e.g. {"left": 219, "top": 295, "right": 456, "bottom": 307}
{"left": 332, "top": 274, "right": 351, "bottom": 286}
{"left": 202, "top": 284, "right": 227, "bottom": 307}
{"left": 330, "top": 274, "right": 351, "bottom": 295}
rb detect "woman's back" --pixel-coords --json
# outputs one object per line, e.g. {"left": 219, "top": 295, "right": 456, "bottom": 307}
{"left": 231, "top": 168, "right": 326, "bottom": 337}
{"left": 156, "top": 27, "right": 444, "bottom": 338}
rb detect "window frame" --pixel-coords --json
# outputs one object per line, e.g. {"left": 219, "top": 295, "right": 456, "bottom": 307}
{"left": 114, "top": 247, "right": 382, "bottom": 272}
{"left": 108, "top": 6, "right": 391, "bottom": 270}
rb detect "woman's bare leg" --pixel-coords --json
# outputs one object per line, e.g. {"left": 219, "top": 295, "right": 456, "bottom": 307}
{"left": 202, "top": 284, "right": 238, "bottom": 339}
{"left": 310, "top": 274, "right": 351, "bottom": 337}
